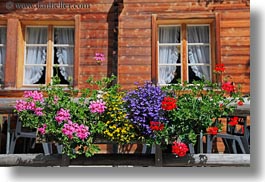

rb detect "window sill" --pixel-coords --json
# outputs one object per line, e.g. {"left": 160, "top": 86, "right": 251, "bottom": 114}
{"left": 0, "top": 87, "right": 73, "bottom": 98}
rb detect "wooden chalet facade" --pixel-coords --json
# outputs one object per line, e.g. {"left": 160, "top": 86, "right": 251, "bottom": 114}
{"left": 0, "top": 0, "right": 250, "bottom": 96}
{"left": 0, "top": 0, "right": 251, "bottom": 158}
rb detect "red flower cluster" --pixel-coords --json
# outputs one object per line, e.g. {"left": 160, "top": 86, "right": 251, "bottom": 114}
{"left": 207, "top": 126, "right": 219, "bottom": 135}
{"left": 172, "top": 141, "right": 189, "bottom": 157}
{"left": 215, "top": 63, "right": 225, "bottom": 72}
{"left": 150, "top": 121, "right": 164, "bottom": 131}
{"left": 221, "top": 82, "right": 235, "bottom": 93}
{"left": 237, "top": 100, "right": 244, "bottom": 106}
{"left": 228, "top": 116, "right": 239, "bottom": 126}
{"left": 161, "top": 97, "right": 177, "bottom": 111}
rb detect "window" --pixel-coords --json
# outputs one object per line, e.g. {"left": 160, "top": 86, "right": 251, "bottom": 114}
{"left": 0, "top": 26, "right": 6, "bottom": 84}
{"left": 153, "top": 19, "right": 215, "bottom": 85}
{"left": 23, "top": 26, "right": 74, "bottom": 86}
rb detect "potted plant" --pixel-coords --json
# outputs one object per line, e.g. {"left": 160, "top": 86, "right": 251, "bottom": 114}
{"left": 14, "top": 76, "right": 105, "bottom": 159}
{"left": 160, "top": 64, "right": 246, "bottom": 154}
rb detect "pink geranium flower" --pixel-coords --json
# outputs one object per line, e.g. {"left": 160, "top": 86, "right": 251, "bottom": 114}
{"left": 55, "top": 108, "right": 71, "bottom": 124}
{"left": 94, "top": 53, "right": 105, "bottom": 65}
{"left": 89, "top": 99, "right": 107, "bottom": 114}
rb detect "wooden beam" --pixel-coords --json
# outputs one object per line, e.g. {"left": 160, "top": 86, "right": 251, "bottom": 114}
{"left": 74, "top": 15, "right": 81, "bottom": 88}
{"left": 155, "top": 144, "right": 162, "bottom": 167}
{"left": 0, "top": 153, "right": 250, "bottom": 167}
{"left": 46, "top": 25, "right": 53, "bottom": 84}
{"left": 16, "top": 21, "right": 25, "bottom": 88}
{"left": 5, "top": 18, "right": 19, "bottom": 88}
{"left": 163, "top": 153, "right": 250, "bottom": 167}
{"left": 215, "top": 12, "right": 221, "bottom": 83}
{"left": 151, "top": 14, "right": 157, "bottom": 83}
{"left": 182, "top": 24, "right": 187, "bottom": 82}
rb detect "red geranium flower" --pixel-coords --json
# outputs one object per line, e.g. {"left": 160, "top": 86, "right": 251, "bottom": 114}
{"left": 215, "top": 63, "right": 225, "bottom": 72}
{"left": 207, "top": 126, "right": 219, "bottom": 135}
{"left": 221, "top": 82, "right": 235, "bottom": 93}
{"left": 150, "top": 121, "right": 164, "bottom": 131}
{"left": 161, "top": 97, "right": 177, "bottom": 111}
{"left": 237, "top": 100, "right": 244, "bottom": 106}
{"left": 172, "top": 141, "right": 189, "bottom": 157}
{"left": 228, "top": 116, "right": 239, "bottom": 126}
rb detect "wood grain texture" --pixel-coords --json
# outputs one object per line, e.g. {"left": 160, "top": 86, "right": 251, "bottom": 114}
{"left": 118, "top": 0, "right": 250, "bottom": 93}
{"left": 0, "top": 153, "right": 250, "bottom": 167}
{"left": 0, "top": 0, "right": 250, "bottom": 95}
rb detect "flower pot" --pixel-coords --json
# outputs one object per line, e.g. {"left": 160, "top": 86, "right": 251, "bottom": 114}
{"left": 42, "top": 142, "right": 53, "bottom": 155}
{"left": 55, "top": 143, "right": 63, "bottom": 154}
{"left": 42, "top": 142, "right": 63, "bottom": 155}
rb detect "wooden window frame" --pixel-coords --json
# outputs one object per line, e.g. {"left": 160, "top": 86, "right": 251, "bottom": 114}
{"left": 152, "top": 14, "right": 219, "bottom": 84}
{"left": 16, "top": 17, "right": 80, "bottom": 89}
{"left": 22, "top": 25, "right": 75, "bottom": 86}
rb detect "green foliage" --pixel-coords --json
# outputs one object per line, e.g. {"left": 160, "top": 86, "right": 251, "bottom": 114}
{"left": 14, "top": 72, "right": 246, "bottom": 157}
{"left": 162, "top": 78, "right": 244, "bottom": 145}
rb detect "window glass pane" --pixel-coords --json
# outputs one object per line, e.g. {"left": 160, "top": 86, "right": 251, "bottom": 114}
{"left": 54, "top": 47, "right": 74, "bottom": 65}
{"left": 159, "top": 26, "right": 181, "bottom": 43}
{"left": 25, "top": 27, "right": 47, "bottom": 85}
{"left": 188, "top": 45, "right": 210, "bottom": 64}
{"left": 188, "top": 65, "right": 210, "bottom": 83}
{"left": 0, "top": 27, "right": 6, "bottom": 84}
{"left": 53, "top": 27, "right": 74, "bottom": 85}
{"left": 0, "top": 47, "right": 6, "bottom": 65}
{"left": 24, "top": 66, "right": 46, "bottom": 84}
{"left": 53, "top": 66, "right": 72, "bottom": 85}
{"left": 0, "top": 47, "right": 6, "bottom": 83}
{"left": 26, "top": 27, "right": 48, "bottom": 44}
{"left": 0, "top": 65, "right": 3, "bottom": 84}
{"left": 187, "top": 26, "right": 209, "bottom": 43}
{"left": 54, "top": 28, "right": 74, "bottom": 44}
{"left": 188, "top": 45, "right": 210, "bottom": 83}
{"left": 159, "top": 66, "right": 181, "bottom": 84}
{"left": 0, "top": 27, "right": 7, "bottom": 44}
{"left": 159, "top": 46, "right": 181, "bottom": 64}
{"left": 25, "top": 47, "right": 47, "bottom": 64}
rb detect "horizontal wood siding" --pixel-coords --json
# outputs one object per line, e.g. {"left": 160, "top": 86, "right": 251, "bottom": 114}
{"left": 0, "top": 0, "right": 115, "bottom": 94}
{"left": 78, "top": 2, "right": 113, "bottom": 89}
{"left": 219, "top": 10, "right": 250, "bottom": 94}
{"left": 0, "top": 0, "right": 250, "bottom": 95}
{"left": 118, "top": 0, "right": 250, "bottom": 94}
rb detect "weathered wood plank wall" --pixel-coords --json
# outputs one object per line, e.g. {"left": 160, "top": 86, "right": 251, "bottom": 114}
{"left": 118, "top": 0, "right": 250, "bottom": 94}
{"left": 0, "top": 0, "right": 250, "bottom": 94}
{"left": 0, "top": 0, "right": 116, "bottom": 94}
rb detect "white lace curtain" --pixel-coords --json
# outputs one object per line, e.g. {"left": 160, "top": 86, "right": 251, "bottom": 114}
{"left": 24, "top": 27, "right": 47, "bottom": 84}
{"left": 55, "top": 28, "right": 74, "bottom": 81}
{"left": 0, "top": 27, "right": 6, "bottom": 83}
{"left": 188, "top": 26, "right": 210, "bottom": 81}
{"left": 158, "top": 27, "right": 180, "bottom": 84}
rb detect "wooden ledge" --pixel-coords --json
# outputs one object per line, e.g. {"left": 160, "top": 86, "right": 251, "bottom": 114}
{"left": 0, "top": 153, "right": 250, "bottom": 167}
